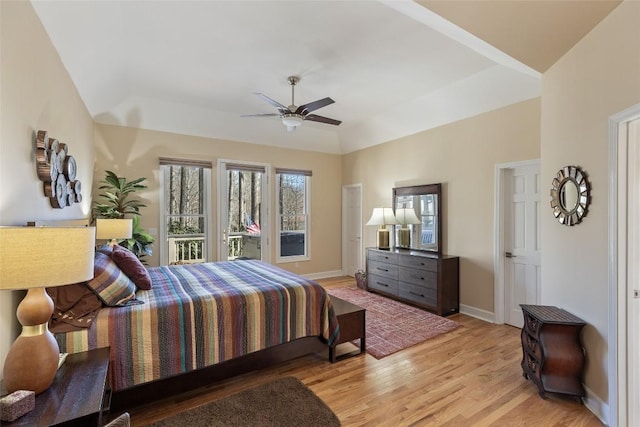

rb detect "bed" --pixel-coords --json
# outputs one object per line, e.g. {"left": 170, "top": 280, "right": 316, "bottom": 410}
{"left": 51, "top": 256, "right": 339, "bottom": 410}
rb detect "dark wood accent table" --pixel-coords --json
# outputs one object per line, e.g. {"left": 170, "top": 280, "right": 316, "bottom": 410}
{"left": 1, "top": 347, "right": 110, "bottom": 426}
{"left": 520, "top": 305, "right": 586, "bottom": 401}
{"left": 329, "top": 295, "right": 366, "bottom": 363}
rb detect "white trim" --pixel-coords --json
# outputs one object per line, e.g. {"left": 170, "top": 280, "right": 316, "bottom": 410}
{"left": 608, "top": 103, "right": 640, "bottom": 427}
{"left": 493, "top": 159, "right": 540, "bottom": 325}
{"left": 304, "top": 270, "right": 345, "bottom": 281}
{"left": 341, "top": 184, "right": 363, "bottom": 276}
{"left": 459, "top": 304, "right": 494, "bottom": 323}
{"left": 584, "top": 384, "right": 609, "bottom": 427}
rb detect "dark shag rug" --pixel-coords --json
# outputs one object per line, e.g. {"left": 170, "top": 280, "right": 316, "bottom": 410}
{"left": 148, "top": 377, "right": 340, "bottom": 427}
{"left": 327, "top": 287, "right": 460, "bottom": 359}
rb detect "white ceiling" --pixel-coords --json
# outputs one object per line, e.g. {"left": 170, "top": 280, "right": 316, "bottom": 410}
{"left": 30, "top": 1, "right": 612, "bottom": 154}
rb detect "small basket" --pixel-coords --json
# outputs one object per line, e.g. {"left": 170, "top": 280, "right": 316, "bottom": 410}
{"left": 355, "top": 269, "right": 367, "bottom": 290}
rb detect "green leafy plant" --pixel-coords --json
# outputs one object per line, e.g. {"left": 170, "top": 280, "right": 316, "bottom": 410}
{"left": 93, "top": 170, "right": 155, "bottom": 261}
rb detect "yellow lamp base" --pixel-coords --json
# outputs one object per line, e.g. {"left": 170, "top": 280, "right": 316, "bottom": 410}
{"left": 397, "top": 228, "right": 411, "bottom": 247}
{"left": 376, "top": 228, "right": 390, "bottom": 250}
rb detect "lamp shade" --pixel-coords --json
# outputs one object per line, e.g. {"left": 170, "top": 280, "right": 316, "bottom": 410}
{"left": 95, "top": 218, "right": 133, "bottom": 240}
{"left": 366, "top": 207, "right": 399, "bottom": 226}
{"left": 0, "top": 226, "right": 96, "bottom": 290}
{"left": 395, "top": 208, "right": 421, "bottom": 226}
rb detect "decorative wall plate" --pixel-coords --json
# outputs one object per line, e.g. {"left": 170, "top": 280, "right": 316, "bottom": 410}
{"left": 550, "top": 165, "right": 590, "bottom": 226}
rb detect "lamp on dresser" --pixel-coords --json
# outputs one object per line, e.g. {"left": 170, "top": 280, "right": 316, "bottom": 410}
{"left": 95, "top": 218, "right": 132, "bottom": 246}
{"left": 394, "top": 208, "right": 421, "bottom": 248}
{"left": 0, "top": 226, "right": 95, "bottom": 394}
{"left": 366, "top": 207, "right": 399, "bottom": 250}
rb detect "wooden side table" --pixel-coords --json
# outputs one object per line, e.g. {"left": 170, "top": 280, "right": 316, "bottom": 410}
{"left": 329, "top": 296, "right": 366, "bottom": 363}
{"left": 1, "top": 347, "right": 110, "bottom": 426}
{"left": 520, "top": 305, "right": 586, "bottom": 401}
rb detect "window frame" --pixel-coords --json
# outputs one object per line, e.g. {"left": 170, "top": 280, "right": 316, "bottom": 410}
{"left": 275, "top": 169, "right": 311, "bottom": 263}
{"left": 159, "top": 159, "right": 212, "bottom": 265}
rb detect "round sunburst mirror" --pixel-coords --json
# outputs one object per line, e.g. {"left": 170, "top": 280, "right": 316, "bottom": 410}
{"left": 550, "top": 165, "right": 590, "bottom": 226}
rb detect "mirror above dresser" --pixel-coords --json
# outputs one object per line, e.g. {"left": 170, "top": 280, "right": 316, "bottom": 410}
{"left": 392, "top": 183, "right": 442, "bottom": 253}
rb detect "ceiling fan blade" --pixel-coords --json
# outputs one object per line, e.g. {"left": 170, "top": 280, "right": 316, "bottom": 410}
{"left": 241, "top": 113, "right": 281, "bottom": 118}
{"left": 254, "top": 93, "right": 287, "bottom": 111}
{"left": 305, "top": 114, "right": 342, "bottom": 126}
{"left": 296, "top": 97, "right": 334, "bottom": 114}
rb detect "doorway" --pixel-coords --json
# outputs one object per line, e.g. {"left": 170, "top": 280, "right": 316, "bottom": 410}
{"left": 494, "top": 159, "right": 541, "bottom": 327}
{"left": 609, "top": 106, "right": 640, "bottom": 427}
{"left": 217, "top": 160, "right": 270, "bottom": 262}
{"left": 342, "top": 184, "right": 362, "bottom": 277}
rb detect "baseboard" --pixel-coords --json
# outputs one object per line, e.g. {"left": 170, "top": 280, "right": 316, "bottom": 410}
{"left": 459, "top": 304, "right": 495, "bottom": 323}
{"left": 583, "top": 384, "right": 609, "bottom": 426}
{"left": 304, "top": 270, "right": 345, "bottom": 280}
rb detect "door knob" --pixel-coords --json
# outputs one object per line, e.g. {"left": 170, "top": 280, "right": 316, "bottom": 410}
{"left": 505, "top": 252, "right": 516, "bottom": 258}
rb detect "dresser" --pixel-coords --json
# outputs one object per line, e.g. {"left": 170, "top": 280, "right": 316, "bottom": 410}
{"left": 366, "top": 248, "right": 459, "bottom": 316}
{"left": 520, "top": 304, "right": 586, "bottom": 401}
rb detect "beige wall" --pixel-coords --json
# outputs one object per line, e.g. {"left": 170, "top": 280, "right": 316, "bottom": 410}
{"left": 94, "top": 124, "right": 343, "bottom": 276}
{"left": 540, "top": 0, "right": 640, "bottom": 411}
{"left": 342, "top": 98, "right": 541, "bottom": 313}
{"left": 0, "top": 1, "right": 95, "bottom": 377}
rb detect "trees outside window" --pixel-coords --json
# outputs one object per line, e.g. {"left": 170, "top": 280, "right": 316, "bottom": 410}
{"left": 276, "top": 170, "right": 310, "bottom": 261}
{"left": 161, "top": 162, "right": 210, "bottom": 264}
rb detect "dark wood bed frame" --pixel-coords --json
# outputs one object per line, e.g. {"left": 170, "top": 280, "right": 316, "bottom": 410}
{"left": 109, "top": 336, "right": 328, "bottom": 411}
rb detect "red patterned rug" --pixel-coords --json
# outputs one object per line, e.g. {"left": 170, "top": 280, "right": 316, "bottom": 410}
{"left": 327, "top": 287, "right": 460, "bottom": 359}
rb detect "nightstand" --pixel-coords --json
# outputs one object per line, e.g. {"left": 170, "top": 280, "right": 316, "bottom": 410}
{"left": 1, "top": 347, "right": 110, "bottom": 426}
{"left": 329, "top": 296, "right": 366, "bottom": 362}
{"left": 520, "top": 305, "right": 586, "bottom": 401}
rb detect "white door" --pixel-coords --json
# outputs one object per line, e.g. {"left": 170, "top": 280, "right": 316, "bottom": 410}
{"left": 342, "top": 184, "right": 362, "bottom": 276}
{"left": 503, "top": 162, "right": 541, "bottom": 327}
{"left": 217, "top": 160, "right": 269, "bottom": 262}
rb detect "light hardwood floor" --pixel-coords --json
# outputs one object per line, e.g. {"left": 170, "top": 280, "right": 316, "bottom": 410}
{"left": 128, "top": 277, "right": 603, "bottom": 426}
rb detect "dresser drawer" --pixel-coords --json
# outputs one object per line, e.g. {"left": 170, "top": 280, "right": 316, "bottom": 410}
{"left": 367, "top": 273, "right": 398, "bottom": 294}
{"left": 523, "top": 313, "right": 542, "bottom": 339}
{"left": 398, "top": 255, "right": 437, "bottom": 272}
{"left": 399, "top": 282, "right": 436, "bottom": 307}
{"left": 368, "top": 260, "right": 398, "bottom": 280}
{"left": 368, "top": 250, "right": 398, "bottom": 264}
{"left": 521, "top": 330, "right": 542, "bottom": 361}
{"left": 398, "top": 266, "right": 437, "bottom": 289}
{"left": 523, "top": 351, "right": 541, "bottom": 378}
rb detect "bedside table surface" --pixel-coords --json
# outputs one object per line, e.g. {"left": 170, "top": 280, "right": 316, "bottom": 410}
{"left": 1, "top": 347, "right": 110, "bottom": 426}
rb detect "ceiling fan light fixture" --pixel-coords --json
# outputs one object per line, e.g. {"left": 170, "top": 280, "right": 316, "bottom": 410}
{"left": 282, "top": 114, "right": 303, "bottom": 128}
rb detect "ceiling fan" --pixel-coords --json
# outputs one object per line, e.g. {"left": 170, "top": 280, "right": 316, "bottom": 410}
{"left": 242, "top": 76, "right": 341, "bottom": 131}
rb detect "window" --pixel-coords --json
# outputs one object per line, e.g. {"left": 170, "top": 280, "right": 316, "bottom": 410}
{"left": 276, "top": 168, "right": 311, "bottom": 261}
{"left": 160, "top": 158, "right": 211, "bottom": 265}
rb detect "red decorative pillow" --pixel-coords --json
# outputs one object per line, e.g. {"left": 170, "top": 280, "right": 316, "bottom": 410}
{"left": 111, "top": 245, "right": 152, "bottom": 290}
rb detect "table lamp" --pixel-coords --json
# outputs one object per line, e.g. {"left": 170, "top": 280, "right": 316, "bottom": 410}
{"left": 0, "top": 226, "right": 95, "bottom": 394}
{"left": 95, "top": 218, "right": 132, "bottom": 246}
{"left": 366, "top": 207, "right": 399, "bottom": 250}
{"left": 395, "top": 208, "right": 421, "bottom": 247}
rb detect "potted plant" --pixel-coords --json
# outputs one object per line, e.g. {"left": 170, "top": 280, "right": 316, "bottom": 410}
{"left": 93, "top": 170, "right": 155, "bottom": 261}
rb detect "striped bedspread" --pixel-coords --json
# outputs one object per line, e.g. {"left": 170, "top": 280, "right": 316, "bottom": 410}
{"left": 55, "top": 260, "right": 339, "bottom": 391}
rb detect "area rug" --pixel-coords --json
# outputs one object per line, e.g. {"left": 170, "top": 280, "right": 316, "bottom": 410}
{"left": 148, "top": 377, "right": 340, "bottom": 427}
{"left": 327, "top": 287, "right": 460, "bottom": 359}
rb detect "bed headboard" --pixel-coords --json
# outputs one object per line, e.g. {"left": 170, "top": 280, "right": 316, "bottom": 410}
{"left": 27, "top": 219, "right": 90, "bottom": 227}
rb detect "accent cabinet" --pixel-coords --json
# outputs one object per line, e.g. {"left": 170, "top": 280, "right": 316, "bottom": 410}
{"left": 520, "top": 304, "right": 586, "bottom": 401}
{"left": 365, "top": 248, "right": 459, "bottom": 316}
